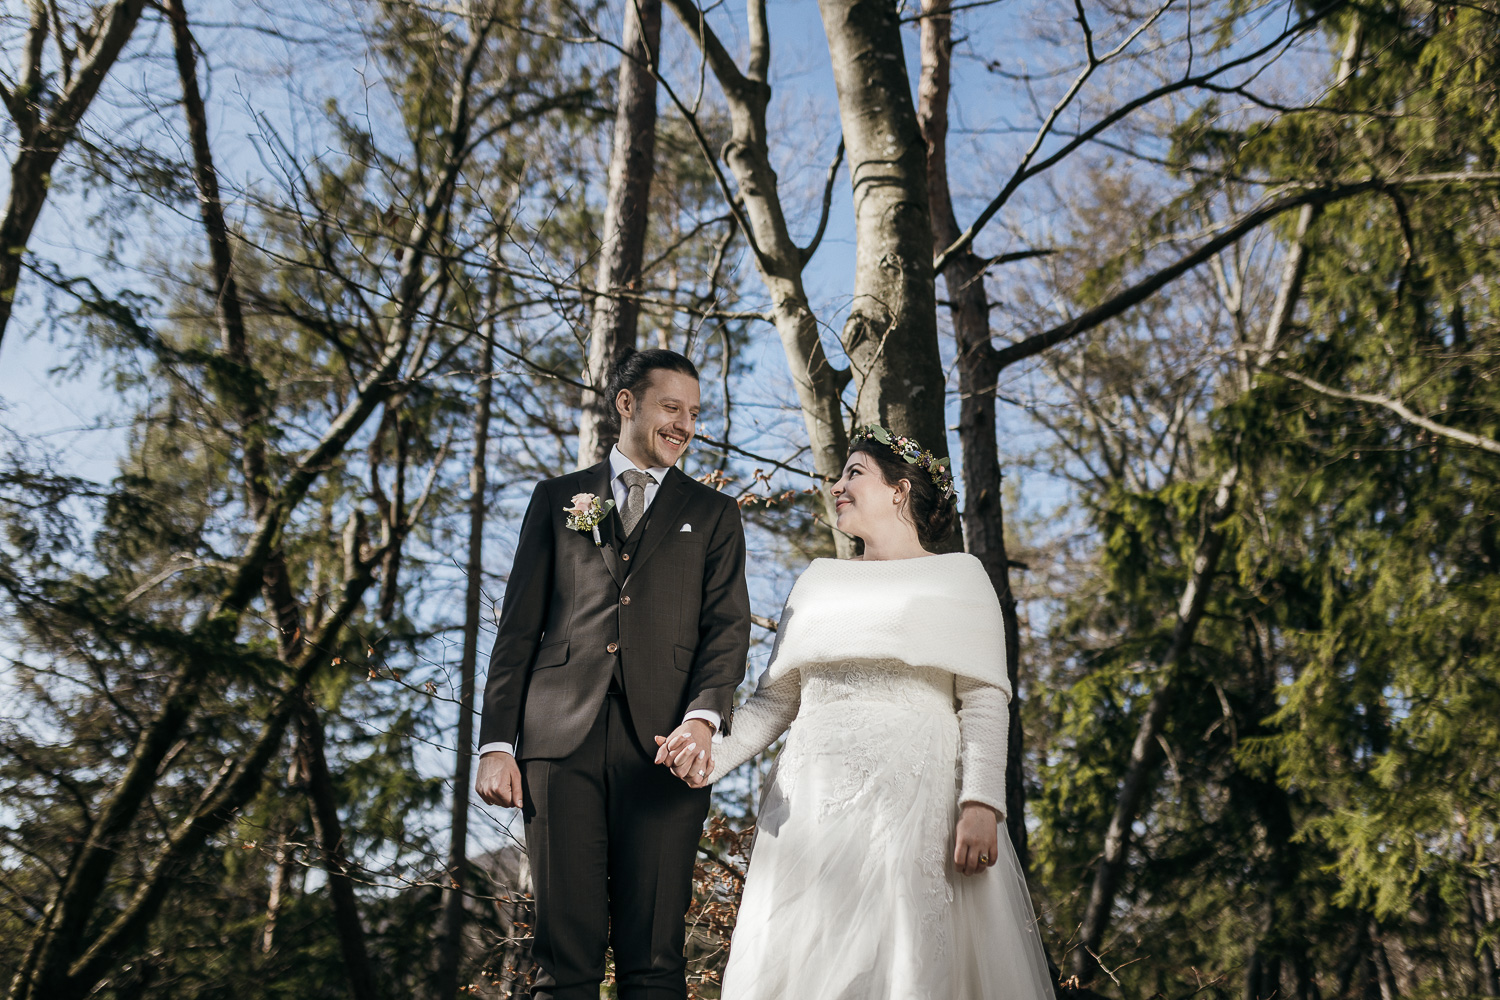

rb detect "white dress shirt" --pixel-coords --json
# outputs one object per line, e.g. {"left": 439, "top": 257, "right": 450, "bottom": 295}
{"left": 479, "top": 445, "right": 722, "bottom": 759}
{"left": 607, "top": 443, "right": 669, "bottom": 514}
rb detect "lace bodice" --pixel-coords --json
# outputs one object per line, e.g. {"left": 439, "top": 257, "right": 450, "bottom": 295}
{"left": 708, "top": 656, "right": 1010, "bottom": 814}
{"left": 800, "top": 658, "right": 954, "bottom": 712}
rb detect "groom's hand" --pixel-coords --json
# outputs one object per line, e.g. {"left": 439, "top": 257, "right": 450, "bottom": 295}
{"left": 476, "top": 751, "right": 523, "bottom": 808}
{"left": 654, "top": 719, "right": 714, "bottom": 787}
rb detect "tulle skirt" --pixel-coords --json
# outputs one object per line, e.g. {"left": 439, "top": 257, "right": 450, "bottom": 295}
{"left": 720, "top": 666, "right": 1054, "bottom": 1000}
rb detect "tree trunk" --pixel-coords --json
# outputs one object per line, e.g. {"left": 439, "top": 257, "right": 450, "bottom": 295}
{"left": 916, "top": 0, "right": 1030, "bottom": 863}
{"left": 1069, "top": 21, "right": 1367, "bottom": 974}
{"left": 260, "top": 758, "right": 302, "bottom": 955}
{"left": 433, "top": 303, "right": 496, "bottom": 1000}
{"left": 663, "top": 0, "right": 852, "bottom": 552}
{"left": 816, "top": 0, "right": 944, "bottom": 453}
{"left": 296, "top": 701, "right": 383, "bottom": 1000}
{"left": 172, "top": 13, "right": 359, "bottom": 987}
{"left": 1371, "top": 925, "right": 1401, "bottom": 1000}
{"left": 578, "top": 0, "right": 662, "bottom": 468}
{"left": 0, "top": 0, "right": 148, "bottom": 354}
{"left": 1472, "top": 847, "right": 1500, "bottom": 997}
{"left": 377, "top": 413, "right": 409, "bottom": 619}
{"left": 667, "top": 0, "right": 949, "bottom": 554}
{"left": 0, "top": 150, "right": 60, "bottom": 348}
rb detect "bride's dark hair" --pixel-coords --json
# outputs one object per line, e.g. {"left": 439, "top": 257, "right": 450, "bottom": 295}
{"left": 847, "top": 440, "right": 957, "bottom": 550}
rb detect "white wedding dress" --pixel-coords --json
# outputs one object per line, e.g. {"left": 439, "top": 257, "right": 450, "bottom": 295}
{"left": 706, "top": 553, "right": 1054, "bottom": 1000}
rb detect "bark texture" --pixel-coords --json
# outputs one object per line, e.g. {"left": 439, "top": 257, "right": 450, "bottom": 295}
{"left": 817, "top": 0, "right": 944, "bottom": 451}
{"left": 578, "top": 0, "right": 663, "bottom": 468}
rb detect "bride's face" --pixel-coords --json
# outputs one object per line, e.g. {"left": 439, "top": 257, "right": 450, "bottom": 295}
{"left": 830, "top": 451, "right": 911, "bottom": 543}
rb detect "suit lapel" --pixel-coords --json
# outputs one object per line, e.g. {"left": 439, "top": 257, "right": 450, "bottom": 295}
{"left": 632, "top": 467, "right": 693, "bottom": 572}
{"left": 582, "top": 460, "right": 624, "bottom": 588}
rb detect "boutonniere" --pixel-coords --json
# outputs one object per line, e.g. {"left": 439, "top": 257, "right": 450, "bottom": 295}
{"left": 565, "top": 492, "right": 616, "bottom": 546}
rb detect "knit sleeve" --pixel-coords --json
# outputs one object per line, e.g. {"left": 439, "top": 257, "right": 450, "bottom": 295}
{"left": 956, "top": 675, "right": 1010, "bottom": 817}
{"left": 706, "top": 666, "right": 800, "bottom": 784}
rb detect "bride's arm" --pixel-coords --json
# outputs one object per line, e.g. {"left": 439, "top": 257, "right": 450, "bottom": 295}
{"left": 955, "top": 676, "right": 1010, "bottom": 817}
{"left": 704, "top": 667, "right": 800, "bottom": 784}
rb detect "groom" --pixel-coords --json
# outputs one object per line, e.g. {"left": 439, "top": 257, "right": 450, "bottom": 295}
{"left": 475, "top": 348, "right": 750, "bottom": 1000}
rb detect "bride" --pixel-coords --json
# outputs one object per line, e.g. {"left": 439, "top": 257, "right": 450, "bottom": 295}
{"left": 656, "top": 425, "right": 1054, "bottom": 999}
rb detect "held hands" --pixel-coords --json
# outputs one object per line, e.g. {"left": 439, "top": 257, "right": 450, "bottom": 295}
{"left": 954, "top": 802, "right": 1002, "bottom": 876}
{"left": 475, "top": 750, "right": 524, "bottom": 809}
{"left": 654, "top": 719, "right": 715, "bottom": 789}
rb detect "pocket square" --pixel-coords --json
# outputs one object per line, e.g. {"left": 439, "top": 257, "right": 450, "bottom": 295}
{"left": 680, "top": 523, "right": 692, "bottom": 532}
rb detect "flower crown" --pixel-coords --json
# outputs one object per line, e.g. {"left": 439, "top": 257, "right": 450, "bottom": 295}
{"left": 849, "top": 424, "right": 957, "bottom": 505}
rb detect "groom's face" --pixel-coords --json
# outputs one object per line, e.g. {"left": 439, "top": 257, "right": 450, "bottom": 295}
{"left": 617, "top": 369, "right": 700, "bottom": 469}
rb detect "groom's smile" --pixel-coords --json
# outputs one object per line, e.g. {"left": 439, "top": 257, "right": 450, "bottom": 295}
{"left": 618, "top": 368, "right": 701, "bottom": 469}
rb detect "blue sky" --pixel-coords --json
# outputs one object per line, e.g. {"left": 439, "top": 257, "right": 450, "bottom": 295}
{"left": 0, "top": 0, "right": 1337, "bottom": 859}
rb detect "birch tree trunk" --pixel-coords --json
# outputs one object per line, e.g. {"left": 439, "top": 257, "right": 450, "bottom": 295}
{"left": 578, "top": 0, "right": 662, "bottom": 468}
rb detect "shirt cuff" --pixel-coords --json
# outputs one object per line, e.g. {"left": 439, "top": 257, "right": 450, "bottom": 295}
{"left": 478, "top": 741, "right": 514, "bottom": 757}
{"left": 683, "top": 709, "right": 721, "bottom": 741}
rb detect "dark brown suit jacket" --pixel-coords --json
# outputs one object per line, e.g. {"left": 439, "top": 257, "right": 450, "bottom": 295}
{"left": 479, "top": 460, "right": 751, "bottom": 759}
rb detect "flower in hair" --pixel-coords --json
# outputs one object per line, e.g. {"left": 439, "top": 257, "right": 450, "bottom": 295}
{"left": 850, "top": 424, "right": 958, "bottom": 504}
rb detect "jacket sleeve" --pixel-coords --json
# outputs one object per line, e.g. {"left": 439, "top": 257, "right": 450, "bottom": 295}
{"left": 682, "top": 495, "right": 751, "bottom": 732}
{"left": 955, "top": 676, "right": 1010, "bottom": 817}
{"left": 706, "top": 666, "right": 800, "bottom": 783}
{"left": 478, "top": 482, "right": 555, "bottom": 748}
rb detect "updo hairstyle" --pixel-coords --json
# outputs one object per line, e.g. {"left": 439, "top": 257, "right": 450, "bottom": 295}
{"left": 847, "top": 440, "right": 957, "bottom": 551}
{"left": 608, "top": 348, "right": 700, "bottom": 427}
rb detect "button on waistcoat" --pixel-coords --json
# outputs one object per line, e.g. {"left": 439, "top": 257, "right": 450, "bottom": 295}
{"left": 608, "top": 502, "right": 653, "bottom": 686}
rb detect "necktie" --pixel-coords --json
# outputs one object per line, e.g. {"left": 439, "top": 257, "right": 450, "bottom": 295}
{"left": 619, "top": 469, "right": 656, "bottom": 536}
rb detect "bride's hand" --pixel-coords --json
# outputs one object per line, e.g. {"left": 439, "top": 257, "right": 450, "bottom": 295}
{"left": 954, "top": 802, "right": 1001, "bottom": 876}
{"left": 654, "top": 721, "right": 714, "bottom": 787}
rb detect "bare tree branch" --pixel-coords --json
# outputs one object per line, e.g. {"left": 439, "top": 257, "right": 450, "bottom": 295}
{"left": 934, "top": 1, "right": 1345, "bottom": 272}
{"left": 992, "top": 172, "right": 1500, "bottom": 374}
{"left": 1275, "top": 370, "right": 1500, "bottom": 456}
{"left": 800, "top": 139, "right": 844, "bottom": 264}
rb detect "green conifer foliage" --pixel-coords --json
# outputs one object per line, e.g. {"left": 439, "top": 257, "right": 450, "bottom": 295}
{"left": 1031, "top": 4, "right": 1500, "bottom": 994}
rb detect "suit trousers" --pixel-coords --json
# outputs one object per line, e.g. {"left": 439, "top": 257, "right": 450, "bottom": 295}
{"left": 521, "top": 691, "right": 710, "bottom": 1000}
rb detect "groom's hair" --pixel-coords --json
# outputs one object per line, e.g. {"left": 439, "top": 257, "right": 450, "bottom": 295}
{"left": 608, "top": 348, "right": 699, "bottom": 427}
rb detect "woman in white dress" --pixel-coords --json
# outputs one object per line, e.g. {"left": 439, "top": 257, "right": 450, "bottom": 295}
{"left": 656, "top": 426, "right": 1055, "bottom": 1000}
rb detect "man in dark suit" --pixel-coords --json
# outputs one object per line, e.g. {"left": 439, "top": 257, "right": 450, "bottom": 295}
{"left": 475, "top": 348, "right": 751, "bottom": 1000}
